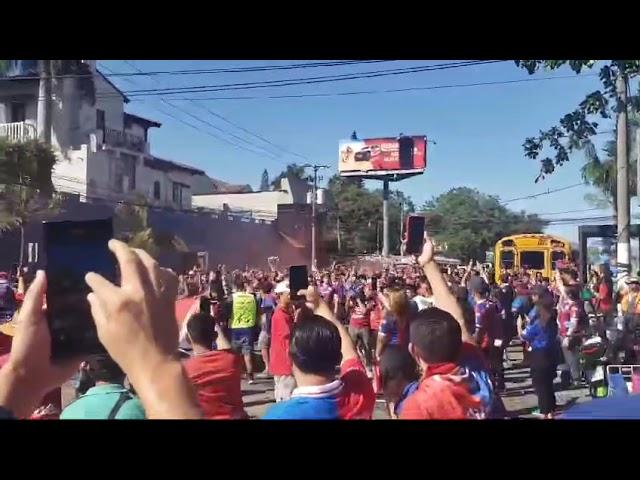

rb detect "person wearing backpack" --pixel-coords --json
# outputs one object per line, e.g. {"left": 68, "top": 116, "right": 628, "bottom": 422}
{"left": 61, "top": 354, "right": 145, "bottom": 420}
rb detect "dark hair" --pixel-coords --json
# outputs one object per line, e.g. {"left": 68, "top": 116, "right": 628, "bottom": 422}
{"left": 199, "top": 296, "right": 211, "bottom": 314}
{"left": 379, "top": 345, "right": 419, "bottom": 388}
{"left": 409, "top": 307, "right": 462, "bottom": 364}
{"left": 88, "top": 354, "right": 126, "bottom": 384}
{"left": 566, "top": 285, "right": 581, "bottom": 301}
{"left": 289, "top": 314, "right": 342, "bottom": 376}
{"left": 186, "top": 312, "right": 217, "bottom": 348}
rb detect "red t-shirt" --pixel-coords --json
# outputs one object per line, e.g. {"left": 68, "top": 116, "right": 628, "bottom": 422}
{"left": 337, "top": 357, "right": 376, "bottom": 419}
{"left": 369, "top": 304, "right": 383, "bottom": 331}
{"left": 269, "top": 307, "right": 294, "bottom": 376}
{"left": 349, "top": 304, "right": 371, "bottom": 329}
{"left": 182, "top": 350, "right": 247, "bottom": 419}
{"left": 598, "top": 282, "right": 613, "bottom": 313}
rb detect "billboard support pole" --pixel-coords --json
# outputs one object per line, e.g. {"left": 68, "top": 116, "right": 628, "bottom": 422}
{"left": 382, "top": 180, "right": 390, "bottom": 257}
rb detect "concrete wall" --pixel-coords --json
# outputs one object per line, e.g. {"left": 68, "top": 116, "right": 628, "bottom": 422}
{"left": 0, "top": 198, "right": 312, "bottom": 273}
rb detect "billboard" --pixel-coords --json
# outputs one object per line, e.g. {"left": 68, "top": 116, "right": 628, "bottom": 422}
{"left": 338, "top": 136, "right": 427, "bottom": 177}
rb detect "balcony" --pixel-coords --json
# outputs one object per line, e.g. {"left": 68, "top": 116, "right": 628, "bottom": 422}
{"left": 0, "top": 122, "right": 36, "bottom": 142}
{"left": 103, "top": 127, "right": 148, "bottom": 153}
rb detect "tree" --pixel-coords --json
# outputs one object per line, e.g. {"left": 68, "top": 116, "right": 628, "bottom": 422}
{"left": 420, "top": 187, "right": 547, "bottom": 261}
{"left": 580, "top": 110, "right": 640, "bottom": 213}
{"left": 259, "top": 169, "right": 270, "bottom": 191}
{"left": 114, "top": 196, "right": 188, "bottom": 258}
{"left": 323, "top": 174, "right": 414, "bottom": 256}
{"left": 515, "top": 60, "right": 640, "bottom": 181}
{"left": 0, "top": 139, "right": 60, "bottom": 264}
{"left": 270, "top": 163, "right": 312, "bottom": 189}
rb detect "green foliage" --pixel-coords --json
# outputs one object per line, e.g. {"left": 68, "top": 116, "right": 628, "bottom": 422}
{"left": 580, "top": 111, "right": 640, "bottom": 211}
{"left": 270, "top": 163, "right": 312, "bottom": 189}
{"left": 323, "top": 174, "right": 413, "bottom": 255}
{"left": 515, "top": 60, "right": 640, "bottom": 181}
{"left": 0, "top": 139, "right": 60, "bottom": 232}
{"left": 420, "top": 187, "right": 547, "bottom": 261}
{"left": 114, "top": 197, "right": 188, "bottom": 258}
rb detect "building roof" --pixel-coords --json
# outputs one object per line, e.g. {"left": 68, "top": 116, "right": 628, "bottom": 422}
{"left": 124, "top": 112, "right": 161, "bottom": 129}
{"left": 96, "top": 69, "right": 130, "bottom": 104}
{"left": 144, "top": 156, "right": 205, "bottom": 176}
{"left": 191, "top": 174, "right": 253, "bottom": 195}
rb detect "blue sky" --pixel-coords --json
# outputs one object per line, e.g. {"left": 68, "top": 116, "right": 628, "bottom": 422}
{"left": 100, "top": 60, "right": 629, "bottom": 242}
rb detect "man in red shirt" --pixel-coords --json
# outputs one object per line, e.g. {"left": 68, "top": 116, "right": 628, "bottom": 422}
{"left": 269, "top": 282, "right": 296, "bottom": 402}
{"left": 182, "top": 312, "right": 247, "bottom": 419}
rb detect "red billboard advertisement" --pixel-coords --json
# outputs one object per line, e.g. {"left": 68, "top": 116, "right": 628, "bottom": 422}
{"left": 338, "top": 136, "right": 427, "bottom": 177}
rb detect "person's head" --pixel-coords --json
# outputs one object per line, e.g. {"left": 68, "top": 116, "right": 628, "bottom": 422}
{"left": 379, "top": 345, "right": 420, "bottom": 404}
{"left": 87, "top": 354, "right": 127, "bottom": 385}
{"left": 385, "top": 287, "right": 411, "bottom": 323}
{"left": 417, "top": 280, "right": 432, "bottom": 298}
{"left": 289, "top": 313, "right": 342, "bottom": 380}
{"left": 626, "top": 277, "right": 640, "bottom": 293}
{"left": 565, "top": 285, "right": 581, "bottom": 302}
{"left": 408, "top": 308, "right": 462, "bottom": 369}
{"left": 186, "top": 312, "right": 216, "bottom": 350}
{"left": 531, "top": 284, "right": 547, "bottom": 303}
{"left": 560, "top": 267, "right": 577, "bottom": 285}
{"left": 234, "top": 277, "right": 246, "bottom": 293}
{"left": 405, "top": 284, "right": 417, "bottom": 299}
{"left": 274, "top": 281, "right": 291, "bottom": 309}
{"left": 470, "top": 277, "right": 490, "bottom": 301}
{"left": 535, "top": 272, "right": 543, "bottom": 281}
{"left": 535, "top": 293, "right": 556, "bottom": 326}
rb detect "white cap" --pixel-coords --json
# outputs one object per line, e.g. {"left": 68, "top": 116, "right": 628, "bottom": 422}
{"left": 274, "top": 281, "right": 290, "bottom": 294}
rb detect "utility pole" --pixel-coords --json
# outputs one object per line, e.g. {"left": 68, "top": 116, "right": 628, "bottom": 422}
{"left": 616, "top": 73, "right": 630, "bottom": 277}
{"left": 382, "top": 180, "right": 390, "bottom": 257}
{"left": 37, "top": 60, "right": 52, "bottom": 146}
{"left": 399, "top": 199, "right": 405, "bottom": 254}
{"left": 305, "top": 163, "right": 329, "bottom": 271}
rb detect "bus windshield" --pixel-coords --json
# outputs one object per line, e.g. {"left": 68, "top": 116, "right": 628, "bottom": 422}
{"left": 501, "top": 250, "right": 515, "bottom": 269}
{"left": 520, "top": 251, "right": 545, "bottom": 270}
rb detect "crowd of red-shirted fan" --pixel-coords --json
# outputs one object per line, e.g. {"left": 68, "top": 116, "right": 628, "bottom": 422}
{"left": 1, "top": 236, "right": 640, "bottom": 420}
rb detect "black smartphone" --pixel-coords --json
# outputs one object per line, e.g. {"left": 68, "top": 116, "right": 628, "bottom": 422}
{"left": 289, "top": 265, "right": 309, "bottom": 299}
{"left": 44, "top": 218, "right": 116, "bottom": 361}
{"left": 371, "top": 276, "right": 378, "bottom": 292}
{"left": 405, "top": 215, "right": 426, "bottom": 255}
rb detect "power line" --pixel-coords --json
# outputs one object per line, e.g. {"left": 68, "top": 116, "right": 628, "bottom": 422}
{"left": 120, "top": 61, "right": 309, "bottom": 162}
{"left": 166, "top": 73, "right": 601, "bottom": 102}
{"left": 121, "top": 61, "right": 507, "bottom": 97}
{"left": 82, "top": 60, "right": 506, "bottom": 101}
{"left": 501, "top": 183, "right": 587, "bottom": 204}
{"left": 0, "top": 60, "right": 399, "bottom": 81}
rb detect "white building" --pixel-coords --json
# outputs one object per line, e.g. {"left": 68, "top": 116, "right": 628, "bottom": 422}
{"left": 0, "top": 60, "right": 203, "bottom": 210}
{"left": 193, "top": 175, "right": 312, "bottom": 220}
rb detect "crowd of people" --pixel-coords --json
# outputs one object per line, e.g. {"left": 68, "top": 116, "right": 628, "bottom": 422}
{"left": 2, "top": 236, "right": 640, "bottom": 420}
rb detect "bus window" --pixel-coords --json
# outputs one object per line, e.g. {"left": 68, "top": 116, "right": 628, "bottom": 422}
{"left": 520, "top": 251, "right": 544, "bottom": 270}
{"left": 501, "top": 250, "right": 515, "bottom": 269}
{"left": 551, "top": 250, "right": 566, "bottom": 270}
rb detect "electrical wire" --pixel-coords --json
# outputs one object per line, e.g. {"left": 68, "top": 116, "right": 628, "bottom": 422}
{"left": 501, "top": 183, "right": 587, "bottom": 204}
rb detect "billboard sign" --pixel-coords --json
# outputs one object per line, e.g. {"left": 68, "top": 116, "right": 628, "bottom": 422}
{"left": 338, "top": 135, "right": 427, "bottom": 177}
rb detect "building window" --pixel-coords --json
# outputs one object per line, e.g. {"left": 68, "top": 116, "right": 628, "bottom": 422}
{"left": 10, "top": 102, "right": 26, "bottom": 123}
{"left": 121, "top": 153, "right": 137, "bottom": 191}
{"left": 172, "top": 182, "right": 183, "bottom": 207}
{"left": 153, "top": 181, "right": 161, "bottom": 200}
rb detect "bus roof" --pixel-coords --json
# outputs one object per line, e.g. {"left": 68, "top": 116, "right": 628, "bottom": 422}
{"left": 496, "top": 233, "right": 572, "bottom": 245}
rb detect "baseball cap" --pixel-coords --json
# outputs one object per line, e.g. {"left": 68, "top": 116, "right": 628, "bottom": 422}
{"left": 274, "top": 281, "right": 290, "bottom": 294}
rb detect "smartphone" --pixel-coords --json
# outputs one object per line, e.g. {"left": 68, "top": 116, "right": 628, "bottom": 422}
{"left": 44, "top": 218, "right": 116, "bottom": 361}
{"left": 405, "top": 215, "right": 426, "bottom": 255}
{"left": 289, "top": 265, "right": 309, "bottom": 299}
{"left": 371, "top": 276, "right": 378, "bottom": 292}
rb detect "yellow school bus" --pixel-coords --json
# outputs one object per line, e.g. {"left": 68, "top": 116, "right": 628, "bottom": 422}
{"left": 494, "top": 234, "right": 572, "bottom": 283}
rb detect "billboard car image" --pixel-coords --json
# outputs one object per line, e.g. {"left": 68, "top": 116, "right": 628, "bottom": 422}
{"left": 338, "top": 136, "right": 427, "bottom": 177}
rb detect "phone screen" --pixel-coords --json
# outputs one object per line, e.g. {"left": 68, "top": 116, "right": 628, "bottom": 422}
{"left": 289, "top": 265, "right": 309, "bottom": 298}
{"left": 371, "top": 276, "right": 378, "bottom": 292}
{"left": 44, "top": 218, "right": 116, "bottom": 361}
{"left": 405, "top": 215, "right": 426, "bottom": 255}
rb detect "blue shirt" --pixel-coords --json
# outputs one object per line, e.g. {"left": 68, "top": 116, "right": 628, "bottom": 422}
{"left": 263, "top": 379, "right": 342, "bottom": 420}
{"left": 394, "top": 381, "right": 419, "bottom": 417}
{"left": 528, "top": 306, "right": 539, "bottom": 325}
{"left": 521, "top": 321, "right": 555, "bottom": 350}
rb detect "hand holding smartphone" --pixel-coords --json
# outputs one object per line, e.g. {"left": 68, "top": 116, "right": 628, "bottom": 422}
{"left": 405, "top": 215, "right": 426, "bottom": 255}
{"left": 44, "top": 218, "right": 116, "bottom": 361}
